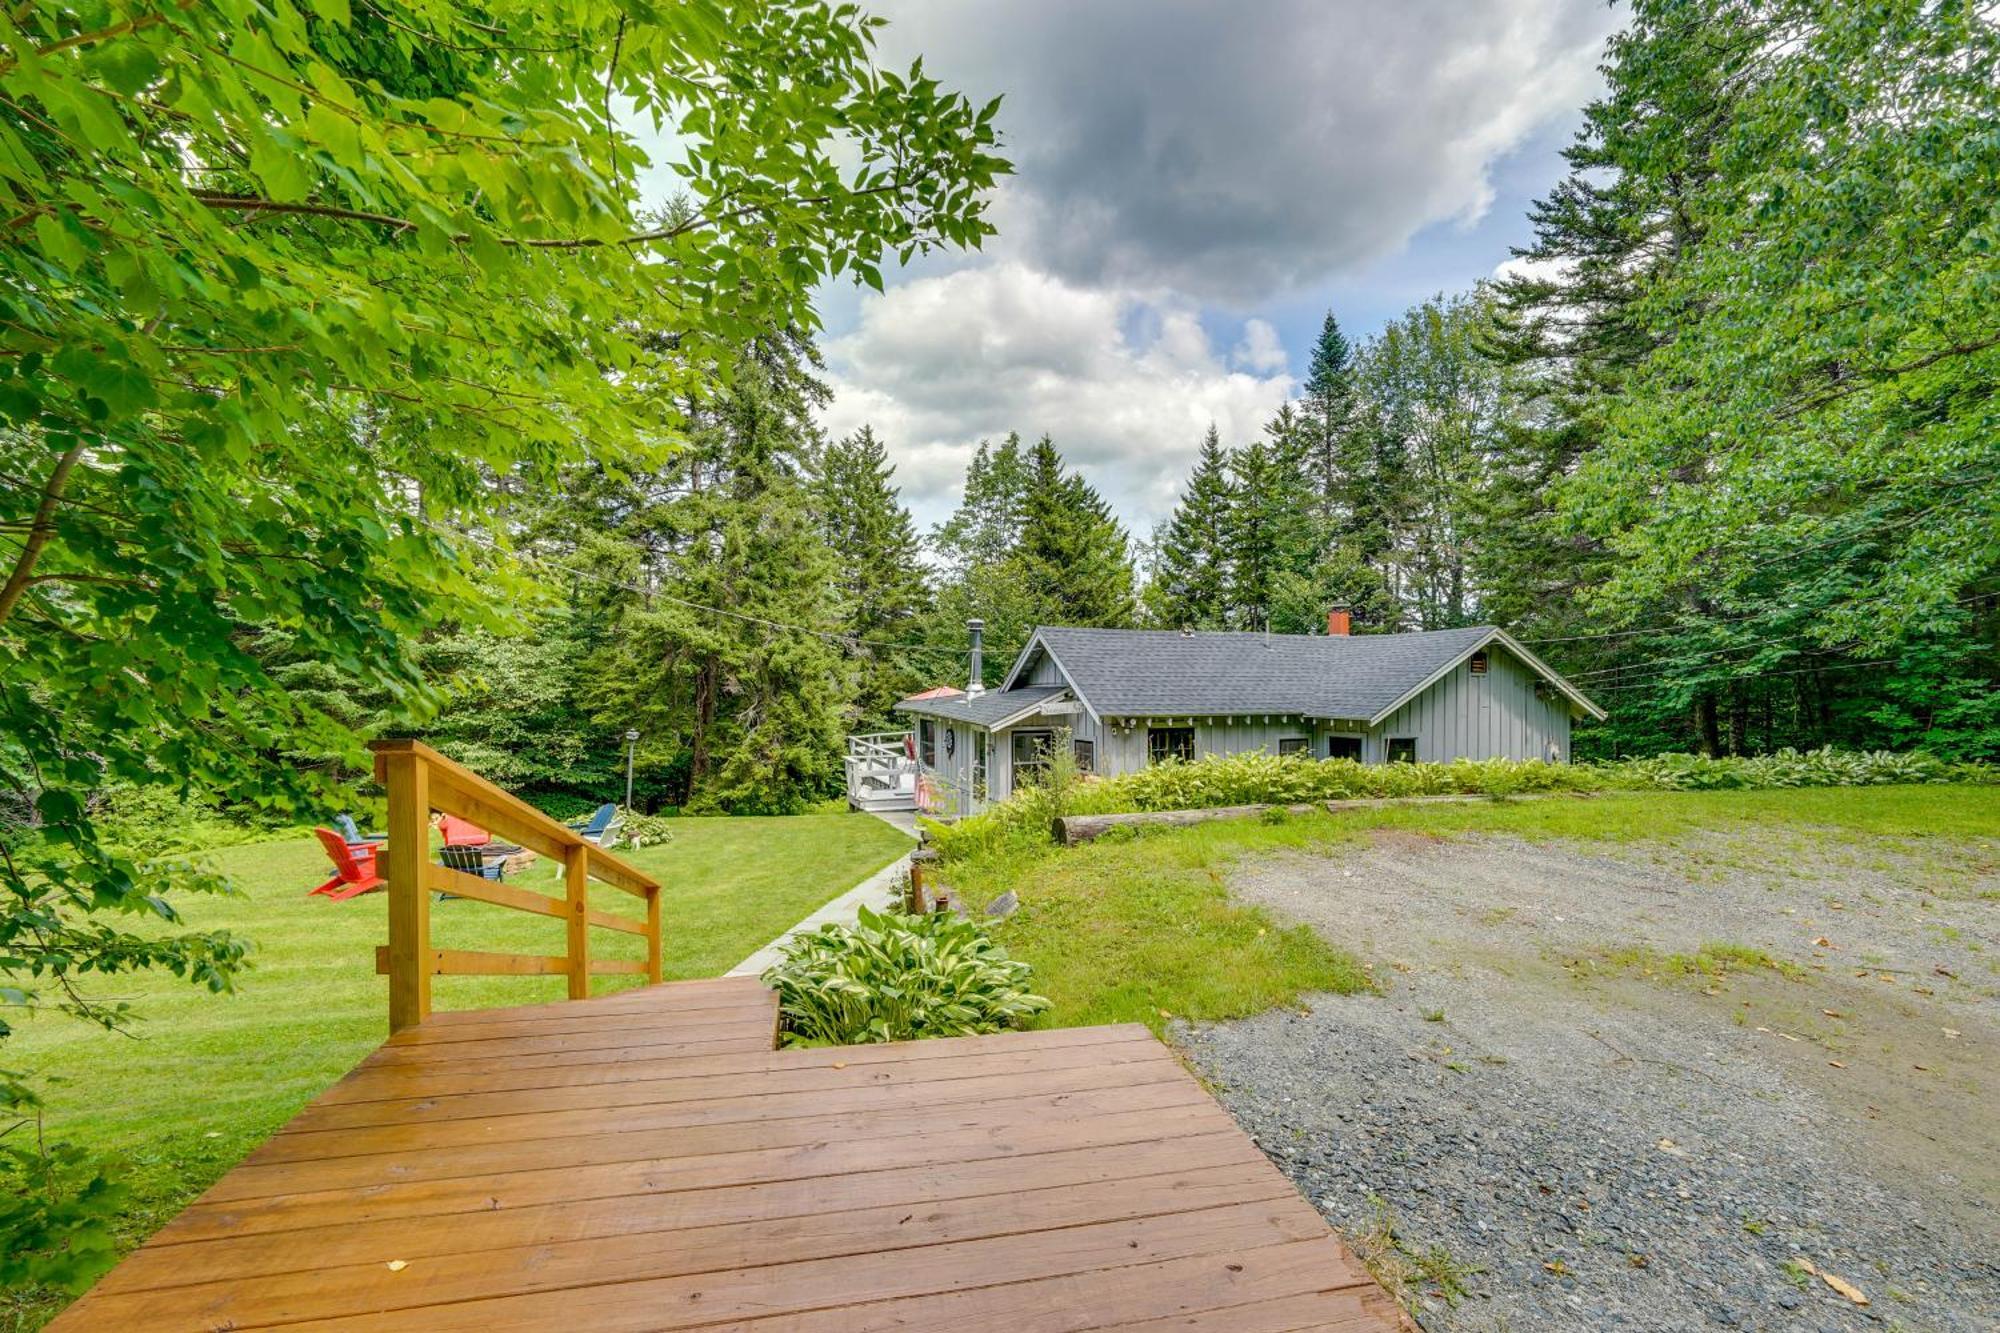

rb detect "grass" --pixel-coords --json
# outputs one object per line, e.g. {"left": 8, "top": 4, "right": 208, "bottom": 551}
{"left": 942, "top": 813, "right": 1377, "bottom": 1034}
{"left": 940, "top": 786, "right": 1997, "bottom": 1037}
{"left": 3, "top": 811, "right": 909, "bottom": 1327}
{"left": 1571, "top": 941, "right": 1809, "bottom": 985}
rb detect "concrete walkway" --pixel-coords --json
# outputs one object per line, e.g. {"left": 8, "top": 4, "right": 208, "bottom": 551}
{"left": 725, "top": 813, "right": 918, "bottom": 976}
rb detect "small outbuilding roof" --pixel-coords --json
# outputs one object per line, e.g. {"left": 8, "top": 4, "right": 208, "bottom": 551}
{"left": 893, "top": 684, "right": 1071, "bottom": 728}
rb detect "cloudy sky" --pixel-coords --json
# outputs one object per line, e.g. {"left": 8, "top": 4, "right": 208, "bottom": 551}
{"left": 658, "top": 1, "right": 1622, "bottom": 538}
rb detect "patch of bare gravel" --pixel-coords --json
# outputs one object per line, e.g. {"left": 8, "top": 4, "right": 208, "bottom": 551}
{"left": 1176, "top": 829, "right": 2000, "bottom": 1332}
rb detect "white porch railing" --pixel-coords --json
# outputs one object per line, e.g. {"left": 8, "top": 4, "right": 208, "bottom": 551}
{"left": 844, "top": 731, "right": 918, "bottom": 812}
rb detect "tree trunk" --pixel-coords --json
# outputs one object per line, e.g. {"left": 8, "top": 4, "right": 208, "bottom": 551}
{"left": 1695, "top": 693, "right": 1721, "bottom": 756}
{"left": 690, "top": 654, "right": 718, "bottom": 787}
{"left": 1727, "top": 685, "right": 1749, "bottom": 757}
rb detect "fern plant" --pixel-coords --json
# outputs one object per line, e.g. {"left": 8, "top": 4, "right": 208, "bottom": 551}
{"left": 762, "top": 906, "right": 1051, "bottom": 1046}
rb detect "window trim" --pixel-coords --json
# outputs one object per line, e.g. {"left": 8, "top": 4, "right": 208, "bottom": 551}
{"left": 918, "top": 718, "right": 937, "bottom": 767}
{"left": 1386, "top": 737, "right": 1418, "bottom": 764}
{"left": 1072, "top": 738, "right": 1095, "bottom": 774}
{"left": 1277, "top": 737, "right": 1310, "bottom": 757}
{"left": 1011, "top": 728, "right": 1055, "bottom": 781}
{"left": 1147, "top": 726, "right": 1196, "bottom": 766}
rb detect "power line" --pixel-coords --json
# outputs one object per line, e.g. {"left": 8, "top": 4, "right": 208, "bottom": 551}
{"left": 1592, "top": 657, "right": 1900, "bottom": 692}
{"left": 1556, "top": 590, "right": 1991, "bottom": 687}
{"left": 1519, "top": 469, "right": 2000, "bottom": 648}
{"left": 429, "top": 519, "right": 970, "bottom": 662}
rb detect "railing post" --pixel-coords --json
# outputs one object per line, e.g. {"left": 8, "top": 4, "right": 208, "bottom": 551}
{"left": 565, "top": 843, "right": 590, "bottom": 1000}
{"left": 646, "top": 886, "right": 663, "bottom": 984}
{"left": 382, "top": 749, "right": 432, "bottom": 1033}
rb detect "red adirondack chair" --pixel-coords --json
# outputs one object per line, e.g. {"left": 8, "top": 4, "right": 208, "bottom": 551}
{"left": 435, "top": 813, "right": 490, "bottom": 846}
{"left": 310, "top": 827, "right": 386, "bottom": 901}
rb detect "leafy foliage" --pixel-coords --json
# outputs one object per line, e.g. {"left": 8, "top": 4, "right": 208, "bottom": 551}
{"left": 927, "top": 747, "right": 1993, "bottom": 858}
{"left": 2, "top": 0, "right": 1005, "bottom": 1273}
{"left": 762, "top": 904, "right": 1050, "bottom": 1046}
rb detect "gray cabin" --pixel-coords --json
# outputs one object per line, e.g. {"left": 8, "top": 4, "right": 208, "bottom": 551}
{"left": 880, "top": 614, "right": 1605, "bottom": 818}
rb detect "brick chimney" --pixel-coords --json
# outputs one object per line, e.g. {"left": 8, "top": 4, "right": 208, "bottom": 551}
{"left": 966, "top": 619, "right": 985, "bottom": 698}
{"left": 1325, "top": 604, "right": 1352, "bottom": 636}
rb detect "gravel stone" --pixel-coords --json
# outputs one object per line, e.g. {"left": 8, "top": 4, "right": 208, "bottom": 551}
{"left": 1175, "top": 829, "right": 1999, "bottom": 1332}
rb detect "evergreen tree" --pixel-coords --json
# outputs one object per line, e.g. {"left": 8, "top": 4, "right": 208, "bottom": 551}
{"left": 1221, "top": 416, "right": 1318, "bottom": 631}
{"left": 1299, "top": 311, "right": 1360, "bottom": 528}
{"left": 930, "top": 433, "right": 1029, "bottom": 575}
{"left": 1144, "top": 425, "right": 1235, "bottom": 629}
{"left": 1013, "top": 435, "right": 1137, "bottom": 627}
{"left": 816, "top": 426, "right": 932, "bottom": 722}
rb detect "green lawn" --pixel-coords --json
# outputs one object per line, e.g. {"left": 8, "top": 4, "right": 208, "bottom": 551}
{"left": 958, "top": 785, "right": 1998, "bottom": 1035}
{"left": 5, "top": 811, "right": 909, "bottom": 1326}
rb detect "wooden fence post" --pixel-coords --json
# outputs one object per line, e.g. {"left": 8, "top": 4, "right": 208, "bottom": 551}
{"left": 382, "top": 749, "right": 432, "bottom": 1033}
{"left": 646, "top": 886, "right": 663, "bottom": 984}
{"left": 565, "top": 843, "right": 590, "bottom": 1001}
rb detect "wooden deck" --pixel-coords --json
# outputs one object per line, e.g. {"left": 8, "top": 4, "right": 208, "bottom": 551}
{"left": 52, "top": 977, "right": 1401, "bottom": 1331}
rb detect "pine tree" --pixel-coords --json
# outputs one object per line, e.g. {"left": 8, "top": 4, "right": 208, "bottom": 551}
{"left": 816, "top": 426, "right": 931, "bottom": 721}
{"left": 1144, "top": 425, "right": 1235, "bottom": 629}
{"left": 1299, "top": 311, "right": 1359, "bottom": 527}
{"left": 1221, "top": 416, "right": 1318, "bottom": 631}
{"left": 929, "top": 433, "right": 1028, "bottom": 574}
{"left": 1012, "top": 435, "right": 1137, "bottom": 627}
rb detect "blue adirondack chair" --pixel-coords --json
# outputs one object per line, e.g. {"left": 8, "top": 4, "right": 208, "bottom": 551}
{"left": 569, "top": 803, "right": 620, "bottom": 846}
{"left": 336, "top": 813, "right": 386, "bottom": 847}
{"left": 550, "top": 804, "right": 621, "bottom": 879}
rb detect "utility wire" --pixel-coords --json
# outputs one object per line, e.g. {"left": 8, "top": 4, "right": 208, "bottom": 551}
{"left": 1520, "top": 467, "right": 2000, "bottom": 647}
{"left": 430, "top": 518, "right": 970, "bottom": 662}
{"left": 1554, "top": 590, "right": 1991, "bottom": 687}
{"left": 1591, "top": 657, "right": 1901, "bottom": 692}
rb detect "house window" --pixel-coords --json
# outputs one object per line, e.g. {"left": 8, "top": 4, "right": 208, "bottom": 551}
{"left": 1148, "top": 727, "right": 1195, "bottom": 765}
{"left": 1278, "top": 737, "right": 1310, "bottom": 757}
{"left": 1325, "top": 735, "right": 1363, "bottom": 761}
{"left": 1072, "top": 738, "right": 1095, "bottom": 773}
{"left": 918, "top": 719, "right": 936, "bottom": 767}
{"left": 1469, "top": 650, "right": 1489, "bottom": 676}
{"left": 1012, "top": 730, "right": 1054, "bottom": 783}
{"left": 1387, "top": 737, "right": 1418, "bottom": 764}
{"left": 971, "top": 731, "right": 987, "bottom": 796}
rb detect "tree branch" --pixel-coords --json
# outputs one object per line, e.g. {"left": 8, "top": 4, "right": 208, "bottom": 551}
{"left": 185, "top": 178, "right": 914, "bottom": 250}
{"left": 0, "top": 443, "right": 86, "bottom": 627}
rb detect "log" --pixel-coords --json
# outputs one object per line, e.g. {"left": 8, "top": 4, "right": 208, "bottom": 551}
{"left": 1051, "top": 792, "right": 1573, "bottom": 846}
{"left": 1052, "top": 804, "right": 1313, "bottom": 845}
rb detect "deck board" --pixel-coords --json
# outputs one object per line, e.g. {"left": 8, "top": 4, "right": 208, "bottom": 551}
{"left": 50, "top": 976, "right": 1400, "bottom": 1332}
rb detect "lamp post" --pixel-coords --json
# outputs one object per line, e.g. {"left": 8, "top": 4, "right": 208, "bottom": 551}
{"left": 623, "top": 729, "right": 640, "bottom": 811}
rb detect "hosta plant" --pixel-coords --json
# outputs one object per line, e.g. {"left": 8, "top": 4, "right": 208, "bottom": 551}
{"left": 763, "top": 906, "right": 1050, "bottom": 1046}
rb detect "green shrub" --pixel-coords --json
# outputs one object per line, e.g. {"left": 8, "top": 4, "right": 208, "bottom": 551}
{"left": 928, "top": 746, "right": 1992, "bottom": 860}
{"left": 92, "top": 782, "right": 298, "bottom": 856}
{"left": 762, "top": 905, "right": 1051, "bottom": 1046}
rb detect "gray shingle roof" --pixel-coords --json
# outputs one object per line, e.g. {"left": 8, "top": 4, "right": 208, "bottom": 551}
{"left": 894, "top": 684, "right": 1070, "bottom": 726}
{"left": 1024, "top": 625, "right": 1504, "bottom": 721}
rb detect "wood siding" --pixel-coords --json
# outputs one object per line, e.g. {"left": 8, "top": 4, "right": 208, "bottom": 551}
{"left": 1365, "top": 644, "right": 1570, "bottom": 763}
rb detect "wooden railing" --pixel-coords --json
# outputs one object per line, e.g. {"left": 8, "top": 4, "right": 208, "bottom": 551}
{"left": 368, "top": 739, "right": 664, "bottom": 1033}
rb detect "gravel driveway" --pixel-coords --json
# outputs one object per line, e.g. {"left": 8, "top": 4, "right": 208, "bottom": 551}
{"left": 1177, "top": 825, "right": 2000, "bottom": 1332}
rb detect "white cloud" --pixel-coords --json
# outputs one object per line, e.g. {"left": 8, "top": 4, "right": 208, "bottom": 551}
{"left": 819, "top": 263, "right": 1293, "bottom": 535}
{"left": 1232, "top": 319, "right": 1289, "bottom": 374}
{"left": 866, "top": 0, "right": 1617, "bottom": 304}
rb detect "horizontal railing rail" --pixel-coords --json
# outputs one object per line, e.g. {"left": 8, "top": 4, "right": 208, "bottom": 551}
{"left": 369, "top": 738, "right": 663, "bottom": 1033}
